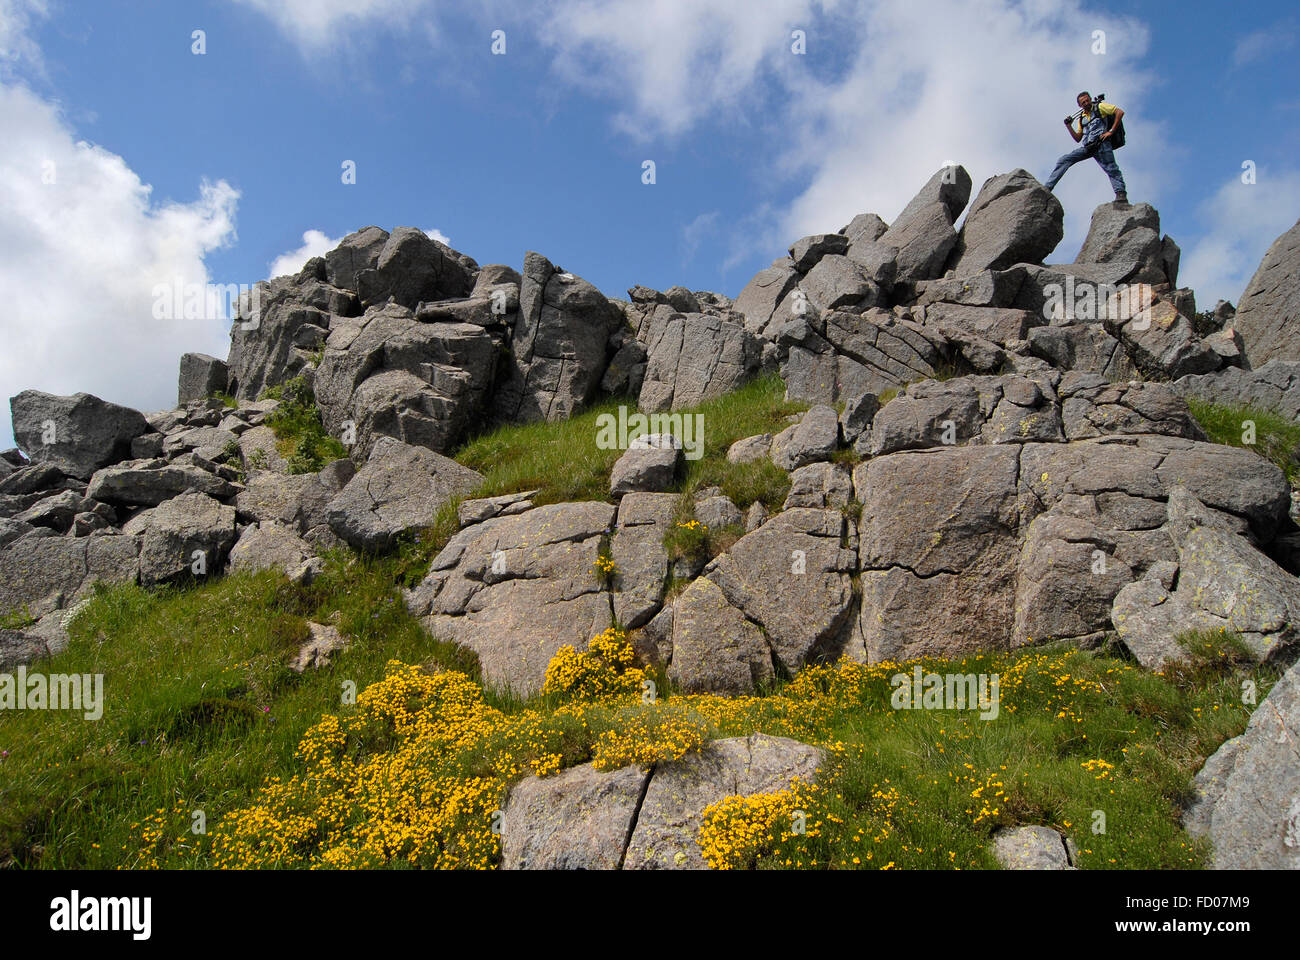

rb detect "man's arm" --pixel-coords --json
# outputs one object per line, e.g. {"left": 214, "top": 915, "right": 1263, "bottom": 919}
{"left": 1100, "top": 104, "right": 1124, "bottom": 140}
{"left": 1063, "top": 116, "right": 1082, "bottom": 143}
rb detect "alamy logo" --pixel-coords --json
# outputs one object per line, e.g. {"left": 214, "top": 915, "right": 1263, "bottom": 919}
{"left": 594, "top": 406, "right": 704, "bottom": 460}
{"left": 890, "top": 666, "right": 1000, "bottom": 720}
{"left": 0, "top": 667, "right": 103, "bottom": 720}
{"left": 151, "top": 276, "right": 262, "bottom": 324}
{"left": 50, "top": 890, "right": 151, "bottom": 940}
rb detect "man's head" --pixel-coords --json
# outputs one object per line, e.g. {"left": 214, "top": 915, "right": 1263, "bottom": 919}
{"left": 1077, "top": 91, "right": 1093, "bottom": 111}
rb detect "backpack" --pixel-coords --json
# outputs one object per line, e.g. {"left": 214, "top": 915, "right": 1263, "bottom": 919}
{"left": 1089, "top": 97, "right": 1125, "bottom": 149}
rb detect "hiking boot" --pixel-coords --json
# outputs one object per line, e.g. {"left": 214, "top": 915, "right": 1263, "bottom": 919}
{"left": 1114, "top": 192, "right": 1128, "bottom": 204}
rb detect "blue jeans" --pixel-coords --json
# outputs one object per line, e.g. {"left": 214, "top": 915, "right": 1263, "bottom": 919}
{"left": 1045, "top": 139, "right": 1127, "bottom": 194}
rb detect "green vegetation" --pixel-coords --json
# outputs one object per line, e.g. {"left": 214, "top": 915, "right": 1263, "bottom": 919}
{"left": 1185, "top": 397, "right": 1300, "bottom": 485}
{"left": 260, "top": 376, "right": 349, "bottom": 474}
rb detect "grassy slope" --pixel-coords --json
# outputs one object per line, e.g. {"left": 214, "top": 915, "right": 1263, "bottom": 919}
{"left": 0, "top": 376, "right": 1286, "bottom": 869}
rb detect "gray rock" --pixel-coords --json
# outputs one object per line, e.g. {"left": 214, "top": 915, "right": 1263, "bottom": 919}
{"left": 1173, "top": 360, "right": 1300, "bottom": 422}
{"left": 800, "top": 255, "right": 881, "bottom": 313}
{"left": 227, "top": 521, "right": 315, "bottom": 577}
{"left": 839, "top": 391, "right": 880, "bottom": 444}
{"left": 0, "top": 532, "right": 140, "bottom": 620}
{"left": 838, "top": 212, "right": 888, "bottom": 245}
{"left": 502, "top": 763, "right": 651, "bottom": 870}
{"left": 1027, "top": 323, "right": 1136, "bottom": 381}
{"left": 237, "top": 425, "right": 289, "bottom": 474}
{"left": 771, "top": 405, "right": 839, "bottom": 470}
{"left": 457, "top": 490, "right": 538, "bottom": 528}
{"left": 727, "top": 434, "right": 772, "bottom": 465}
{"left": 1074, "top": 201, "right": 1171, "bottom": 285}
{"left": 879, "top": 165, "right": 972, "bottom": 282}
{"left": 789, "top": 233, "right": 849, "bottom": 272}
{"left": 1233, "top": 217, "right": 1300, "bottom": 365}
{"left": 784, "top": 461, "right": 852, "bottom": 510}
{"left": 326, "top": 437, "right": 484, "bottom": 552}
{"left": 667, "top": 577, "right": 774, "bottom": 695}
{"left": 1186, "top": 657, "right": 1300, "bottom": 868}
{"left": 86, "top": 462, "right": 236, "bottom": 507}
{"left": 355, "top": 226, "right": 475, "bottom": 309}
{"left": 694, "top": 494, "right": 743, "bottom": 531}
{"left": 609, "top": 492, "right": 678, "bottom": 629}
{"left": 705, "top": 508, "right": 855, "bottom": 672}
{"left": 1059, "top": 374, "right": 1206, "bottom": 441}
{"left": 992, "top": 826, "right": 1077, "bottom": 869}
{"left": 948, "top": 169, "right": 1064, "bottom": 276}
{"left": 178, "top": 353, "right": 229, "bottom": 405}
{"left": 638, "top": 313, "right": 761, "bottom": 411}
{"left": 610, "top": 434, "right": 682, "bottom": 496}
{"left": 921, "top": 302, "right": 1037, "bottom": 347}
{"left": 129, "top": 493, "right": 236, "bottom": 587}
{"left": 734, "top": 260, "right": 800, "bottom": 337}
{"left": 323, "top": 226, "right": 389, "bottom": 293}
{"left": 10, "top": 391, "right": 148, "bottom": 480}
{"left": 408, "top": 501, "right": 616, "bottom": 695}
{"left": 625, "top": 734, "right": 824, "bottom": 870}
{"left": 492, "top": 251, "right": 625, "bottom": 423}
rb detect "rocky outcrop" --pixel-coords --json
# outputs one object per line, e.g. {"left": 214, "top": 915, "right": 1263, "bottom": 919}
{"left": 492, "top": 251, "right": 625, "bottom": 423}
{"left": 1185, "top": 657, "right": 1300, "bottom": 869}
{"left": 10, "top": 391, "right": 148, "bottom": 480}
{"left": 326, "top": 437, "right": 483, "bottom": 552}
{"left": 947, "top": 169, "right": 1064, "bottom": 276}
{"left": 404, "top": 501, "right": 616, "bottom": 696}
{"left": 501, "top": 734, "right": 823, "bottom": 870}
{"left": 1231, "top": 216, "right": 1300, "bottom": 366}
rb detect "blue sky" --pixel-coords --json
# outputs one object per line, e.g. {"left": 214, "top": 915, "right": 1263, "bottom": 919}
{"left": 2, "top": 0, "right": 1298, "bottom": 449}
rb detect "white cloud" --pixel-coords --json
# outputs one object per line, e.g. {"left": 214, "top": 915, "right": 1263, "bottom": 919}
{"left": 1232, "top": 22, "right": 1296, "bottom": 68}
{"left": 425, "top": 227, "right": 450, "bottom": 245}
{"left": 0, "top": 0, "right": 48, "bottom": 78}
{"left": 227, "top": 0, "right": 436, "bottom": 52}
{"left": 0, "top": 81, "right": 239, "bottom": 446}
{"left": 1180, "top": 170, "right": 1300, "bottom": 309}
{"left": 529, "top": 0, "right": 1163, "bottom": 277}
{"left": 269, "top": 229, "right": 341, "bottom": 279}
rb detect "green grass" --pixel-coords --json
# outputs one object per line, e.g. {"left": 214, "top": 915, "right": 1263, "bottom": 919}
{"left": 0, "top": 553, "right": 480, "bottom": 869}
{"left": 260, "top": 376, "right": 349, "bottom": 474}
{"left": 1186, "top": 397, "right": 1300, "bottom": 485}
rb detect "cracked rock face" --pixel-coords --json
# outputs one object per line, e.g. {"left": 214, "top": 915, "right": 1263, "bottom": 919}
{"left": 637, "top": 312, "right": 762, "bottom": 412}
{"left": 1185, "top": 655, "right": 1300, "bottom": 869}
{"left": 501, "top": 734, "right": 823, "bottom": 870}
{"left": 492, "top": 251, "right": 625, "bottom": 423}
{"left": 992, "top": 825, "right": 1078, "bottom": 870}
{"left": 0, "top": 530, "right": 140, "bottom": 620}
{"left": 1232, "top": 216, "right": 1300, "bottom": 366}
{"left": 704, "top": 507, "right": 856, "bottom": 673}
{"left": 405, "top": 501, "right": 616, "bottom": 696}
{"left": 326, "top": 437, "right": 484, "bottom": 552}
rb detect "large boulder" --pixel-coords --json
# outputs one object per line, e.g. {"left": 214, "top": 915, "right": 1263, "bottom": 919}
{"left": 405, "top": 501, "right": 616, "bottom": 695}
{"left": 226, "top": 271, "right": 357, "bottom": 401}
{"left": 1231, "top": 217, "right": 1300, "bottom": 365}
{"left": 10, "top": 391, "right": 149, "bottom": 480}
{"left": 125, "top": 493, "right": 237, "bottom": 587}
{"left": 314, "top": 303, "right": 498, "bottom": 458}
{"left": 609, "top": 434, "right": 682, "bottom": 496}
{"left": 323, "top": 226, "right": 389, "bottom": 293}
{"left": 947, "top": 169, "right": 1064, "bottom": 276}
{"left": 0, "top": 531, "right": 140, "bottom": 620}
{"left": 178, "top": 353, "right": 229, "bottom": 405}
{"left": 492, "top": 251, "right": 625, "bottom": 422}
{"left": 666, "top": 577, "right": 774, "bottom": 695}
{"left": 609, "top": 493, "right": 678, "bottom": 629}
{"left": 501, "top": 733, "right": 823, "bottom": 870}
{"left": 1185, "top": 657, "right": 1300, "bottom": 869}
{"left": 637, "top": 313, "right": 761, "bottom": 411}
{"left": 354, "top": 226, "right": 476, "bottom": 309}
{"left": 1172, "top": 360, "right": 1300, "bottom": 421}
{"left": 1072, "top": 201, "right": 1171, "bottom": 285}
{"left": 326, "top": 437, "right": 483, "bottom": 552}
{"left": 501, "top": 763, "right": 651, "bottom": 870}
{"left": 625, "top": 734, "right": 824, "bottom": 870}
{"left": 879, "top": 165, "right": 973, "bottom": 282}
{"left": 704, "top": 507, "right": 856, "bottom": 672}
{"left": 733, "top": 259, "right": 800, "bottom": 338}
{"left": 86, "top": 461, "right": 237, "bottom": 507}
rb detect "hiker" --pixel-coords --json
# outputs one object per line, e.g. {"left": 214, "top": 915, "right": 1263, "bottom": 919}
{"left": 1045, "top": 91, "right": 1127, "bottom": 203}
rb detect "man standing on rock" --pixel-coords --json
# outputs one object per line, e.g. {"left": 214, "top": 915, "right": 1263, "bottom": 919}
{"left": 1044, "top": 91, "right": 1128, "bottom": 203}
